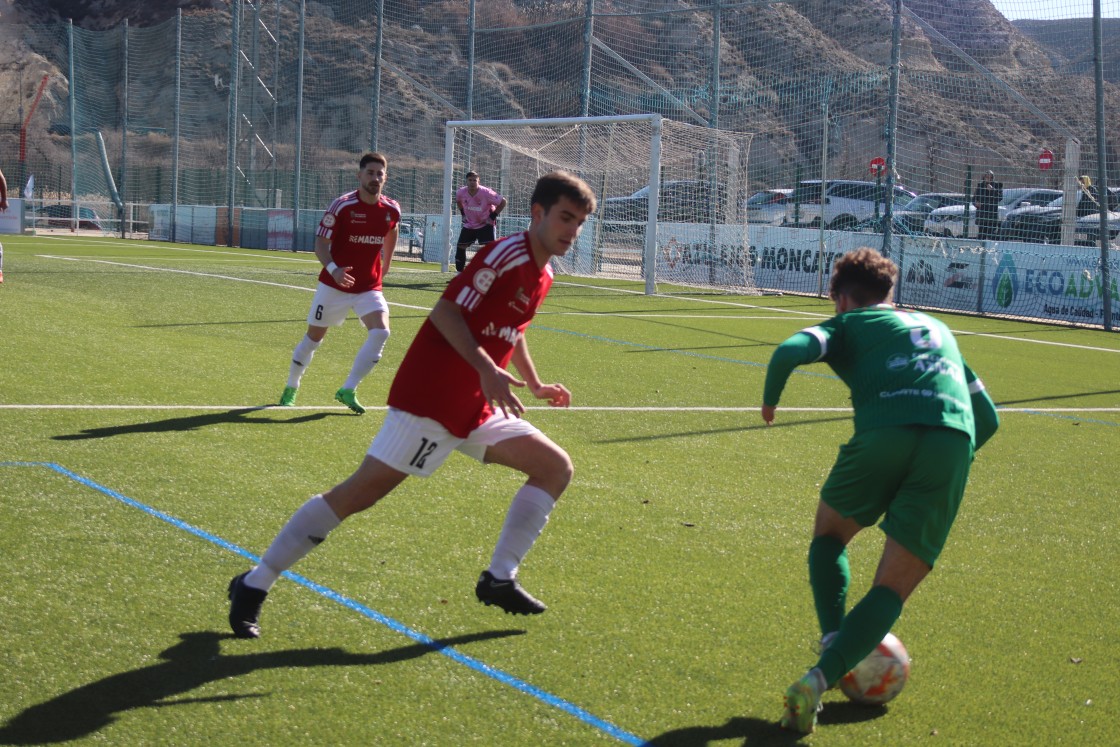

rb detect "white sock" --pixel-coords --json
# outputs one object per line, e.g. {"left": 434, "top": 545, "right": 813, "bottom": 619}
{"left": 343, "top": 327, "right": 390, "bottom": 390}
{"left": 245, "top": 495, "right": 341, "bottom": 591}
{"left": 487, "top": 485, "right": 556, "bottom": 580}
{"left": 287, "top": 335, "right": 321, "bottom": 388}
{"left": 808, "top": 668, "right": 827, "bottom": 696}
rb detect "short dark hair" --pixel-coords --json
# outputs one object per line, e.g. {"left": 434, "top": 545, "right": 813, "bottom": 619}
{"left": 829, "top": 248, "right": 897, "bottom": 306}
{"left": 530, "top": 171, "right": 597, "bottom": 214}
{"left": 465, "top": 170, "right": 479, "bottom": 179}
{"left": 360, "top": 152, "right": 387, "bottom": 170}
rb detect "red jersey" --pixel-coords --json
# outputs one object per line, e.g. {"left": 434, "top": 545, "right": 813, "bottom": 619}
{"left": 316, "top": 190, "right": 401, "bottom": 293}
{"left": 388, "top": 232, "right": 554, "bottom": 437}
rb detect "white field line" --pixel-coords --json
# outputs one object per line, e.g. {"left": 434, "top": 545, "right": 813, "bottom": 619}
{"left": 33, "top": 243, "right": 1120, "bottom": 354}
{"left": 1, "top": 404, "right": 1116, "bottom": 414}
{"left": 37, "top": 255, "right": 433, "bottom": 312}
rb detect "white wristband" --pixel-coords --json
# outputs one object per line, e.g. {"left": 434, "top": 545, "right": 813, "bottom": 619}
{"left": 326, "top": 261, "right": 339, "bottom": 275}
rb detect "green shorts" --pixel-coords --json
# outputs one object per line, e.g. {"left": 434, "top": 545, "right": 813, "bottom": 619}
{"left": 820, "top": 425, "right": 973, "bottom": 567}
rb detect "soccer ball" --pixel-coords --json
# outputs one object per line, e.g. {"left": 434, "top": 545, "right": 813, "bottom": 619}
{"left": 823, "top": 631, "right": 911, "bottom": 705}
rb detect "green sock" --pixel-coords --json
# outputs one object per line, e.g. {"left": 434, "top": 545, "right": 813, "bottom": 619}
{"left": 808, "top": 535, "right": 850, "bottom": 635}
{"left": 817, "top": 585, "right": 904, "bottom": 687}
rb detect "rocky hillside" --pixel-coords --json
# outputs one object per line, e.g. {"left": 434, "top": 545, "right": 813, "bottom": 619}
{"left": 0, "top": 0, "right": 1116, "bottom": 198}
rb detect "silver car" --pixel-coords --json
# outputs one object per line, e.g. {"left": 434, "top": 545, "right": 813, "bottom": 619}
{"left": 745, "top": 188, "right": 792, "bottom": 225}
{"left": 923, "top": 187, "right": 1061, "bottom": 238}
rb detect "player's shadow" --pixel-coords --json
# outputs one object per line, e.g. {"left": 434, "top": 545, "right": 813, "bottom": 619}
{"left": 595, "top": 415, "right": 853, "bottom": 444}
{"left": 52, "top": 407, "right": 343, "bottom": 440}
{"left": 642, "top": 704, "right": 887, "bottom": 746}
{"left": 0, "top": 629, "right": 524, "bottom": 745}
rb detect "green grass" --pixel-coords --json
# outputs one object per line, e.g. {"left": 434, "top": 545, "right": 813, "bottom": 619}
{"left": 1, "top": 233, "right": 1117, "bottom": 745}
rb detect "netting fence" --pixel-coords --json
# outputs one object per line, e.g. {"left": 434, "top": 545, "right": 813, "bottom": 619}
{"left": 1, "top": 0, "right": 1117, "bottom": 326}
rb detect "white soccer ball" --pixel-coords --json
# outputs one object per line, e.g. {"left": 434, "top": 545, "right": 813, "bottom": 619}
{"left": 823, "top": 631, "right": 911, "bottom": 705}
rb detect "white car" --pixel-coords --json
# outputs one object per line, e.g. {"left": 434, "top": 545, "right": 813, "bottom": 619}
{"left": 745, "top": 188, "right": 792, "bottom": 225}
{"left": 923, "top": 187, "right": 1060, "bottom": 238}
{"left": 785, "top": 180, "right": 916, "bottom": 231}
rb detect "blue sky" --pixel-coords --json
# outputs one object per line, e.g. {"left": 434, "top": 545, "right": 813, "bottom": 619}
{"left": 990, "top": 1, "right": 1120, "bottom": 20}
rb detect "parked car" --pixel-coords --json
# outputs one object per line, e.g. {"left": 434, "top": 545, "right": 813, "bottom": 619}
{"left": 852, "top": 214, "right": 921, "bottom": 236}
{"left": 602, "top": 180, "right": 728, "bottom": 226}
{"left": 923, "top": 187, "right": 1060, "bottom": 238}
{"left": 31, "top": 203, "right": 106, "bottom": 231}
{"left": 892, "top": 192, "right": 968, "bottom": 234}
{"left": 998, "top": 189, "right": 1120, "bottom": 245}
{"left": 1074, "top": 211, "right": 1120, "bottom": 245}
{"left": 398, "top": 218, "right": 424, "bottom": 251}
{"left": 744, "top": 188, "right": 792, "bottom": 225}
{"left": 784, "top": 179, "right": 916, "bottom": 231}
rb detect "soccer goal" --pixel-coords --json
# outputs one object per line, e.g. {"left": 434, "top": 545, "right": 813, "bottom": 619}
{"left": 442, "top": 114, "right": 757, "bottom": 295}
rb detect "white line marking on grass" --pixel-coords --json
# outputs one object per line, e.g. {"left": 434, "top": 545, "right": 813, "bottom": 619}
{"left": 3, "top": 404, "right": 1117, "bottom": 414}
{"left": 36, "top": 243, "right": 1119, "bottom": 354}
{"left": 3, "top": 461, "right": 647, "bottom": 747}
{"left": 36, "top": 256, "right": 433, "bottom": 311}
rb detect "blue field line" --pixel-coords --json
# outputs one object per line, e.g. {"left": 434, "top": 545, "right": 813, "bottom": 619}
{"left": 2, "top": 461, "right": 648, "bottom": 746}
{"left": 535, "top": 324, "right": 839, "bottom": 379}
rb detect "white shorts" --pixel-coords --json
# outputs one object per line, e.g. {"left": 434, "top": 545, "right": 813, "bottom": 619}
{"left": 367, "top": 408, "right": 542, "bottom": 477}
{"left": 307, "top": 283, "right": 388, "bottom": 327}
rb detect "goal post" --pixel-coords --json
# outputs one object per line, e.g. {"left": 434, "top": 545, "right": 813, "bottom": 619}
{"left": 443, "top": 114, "right": 757, "bottom": 295}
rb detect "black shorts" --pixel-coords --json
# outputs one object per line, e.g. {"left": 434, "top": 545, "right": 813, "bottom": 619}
{"left": 457, "top": 224, "right": 495, "bottom": 247}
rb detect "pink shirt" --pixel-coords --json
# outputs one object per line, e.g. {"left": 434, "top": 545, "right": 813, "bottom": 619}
{"left": 456, "top": 184, "right": 504, "bottom": 230}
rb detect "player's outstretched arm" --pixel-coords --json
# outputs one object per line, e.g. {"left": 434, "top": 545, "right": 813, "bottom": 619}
{"left": 965, "top": 364, "right": 1000, "bottom": 450}
{"left": 511, "top": 336, "right": 570, "bottom": 408}
{"left": 761, "top": 332, "right": 821, "bottom": 424}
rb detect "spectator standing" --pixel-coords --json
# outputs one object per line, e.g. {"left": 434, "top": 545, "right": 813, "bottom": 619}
{"left": 973, "top": 170, "right": 1003, "bottom": 240}
{"left": 278, "top": 152, "right": 400, "bottom": 415}
{"left": 455, "top": 170, "right": 507, "bottom": 272}
{"left": 762, "top": 249, "right": 1000, "bottom": 734}
{"left": 228, "top": 171, "right": 597, "bottom": 638}
{"left": 1076, "top": 175, "right": 1101, "bottom": 218}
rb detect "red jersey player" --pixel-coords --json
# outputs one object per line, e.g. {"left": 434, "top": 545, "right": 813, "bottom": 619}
{"left": 278, "top": 151, "right": 400, "bottom": 415}
{"left": 229, "top": 171, "right": 597, "bottom": 636}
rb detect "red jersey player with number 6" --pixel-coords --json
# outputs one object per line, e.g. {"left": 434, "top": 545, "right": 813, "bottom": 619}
{"left": 228, "top": 171, "right": 597, "bottom": 637}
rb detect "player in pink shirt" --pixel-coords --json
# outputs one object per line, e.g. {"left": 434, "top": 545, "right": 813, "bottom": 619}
{"left": 454, "top": 170, "right": 507, "bottom": 272}
{"left": 278, "top": 152, "right": 400, "bottom": 415}
{"left": 229, "top": 171, "right": 597, "bottom": 636}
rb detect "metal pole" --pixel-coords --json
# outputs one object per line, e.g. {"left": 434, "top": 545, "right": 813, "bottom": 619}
{"left": 370, "top": 0, "right": 384, "bottom": 150}
{"left": 272, "top": 0, "right": 281, "bottom": 208}
{"left": 883, "top": 0, "right": 901, "bottom": 259}
{"left": 120, "top": 18, "right": 128, "bottom": 238}
{"left": 818, "top": 78, "right": 830, "bottom": 297}
{"left": 172, "top": 9, "right": 181, "bottom": 242}
{"left": 17, "top": 68, "right": 25, "bottom": 193}
{"left": 292, "top": 0, "right": 306, "bottom": 250}
{"left": 442, "top": 125, "right": 456, "bottom": 272}
{"left": 580, "top": 0, "right": 594, "bottom": 117}
{"left": 68, "top": 20, "right": 77, "bottom": 229}
{"left": 226, "top": 0, "right": 243, "bottom": 246}
{"left": 464, "top": 0, "right": 476, "bottom": 169}
{"left": 1093, "top": 0, "right": 1112, "bottom": 329}
{"left": 249, "top": 0, "right": 260, "bottom": 181}
{"left": 710, "top": 0, "right": 720, "bottom": 131}
{"left": 645, "top": 115, "right": 662, "bottom": 295}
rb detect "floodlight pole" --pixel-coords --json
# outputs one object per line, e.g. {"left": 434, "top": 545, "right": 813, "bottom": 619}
{"left": 1093, "top": 0, "right": 1112, "bottom": 330}
{"left": 883, "top": 0, "right": 902, "bottom": 259}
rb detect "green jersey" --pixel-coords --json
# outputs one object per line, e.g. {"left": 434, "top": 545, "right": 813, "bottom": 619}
{"left": 764, "top": 304, "right": 982, "bottom": 443}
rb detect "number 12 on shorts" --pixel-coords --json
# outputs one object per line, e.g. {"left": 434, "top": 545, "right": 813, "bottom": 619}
{"left": 410, "top": 437, "right": 438, "bottom": 469}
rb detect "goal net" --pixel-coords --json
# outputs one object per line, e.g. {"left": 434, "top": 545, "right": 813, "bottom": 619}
{"left": 442, "top": 114, "right": 757, "bottom": 295}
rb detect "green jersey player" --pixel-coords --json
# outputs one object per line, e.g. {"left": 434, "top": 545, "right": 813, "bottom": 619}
{"left": 763, "top": 248, "right": 1000, "bottom": 734}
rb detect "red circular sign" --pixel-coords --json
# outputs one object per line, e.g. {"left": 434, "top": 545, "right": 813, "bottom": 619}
{"left": 1039, "top": 149, "right": 1054, "bottom": 170}
{"left": 869, "top": 157, "right": 886, "bottom": 175}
